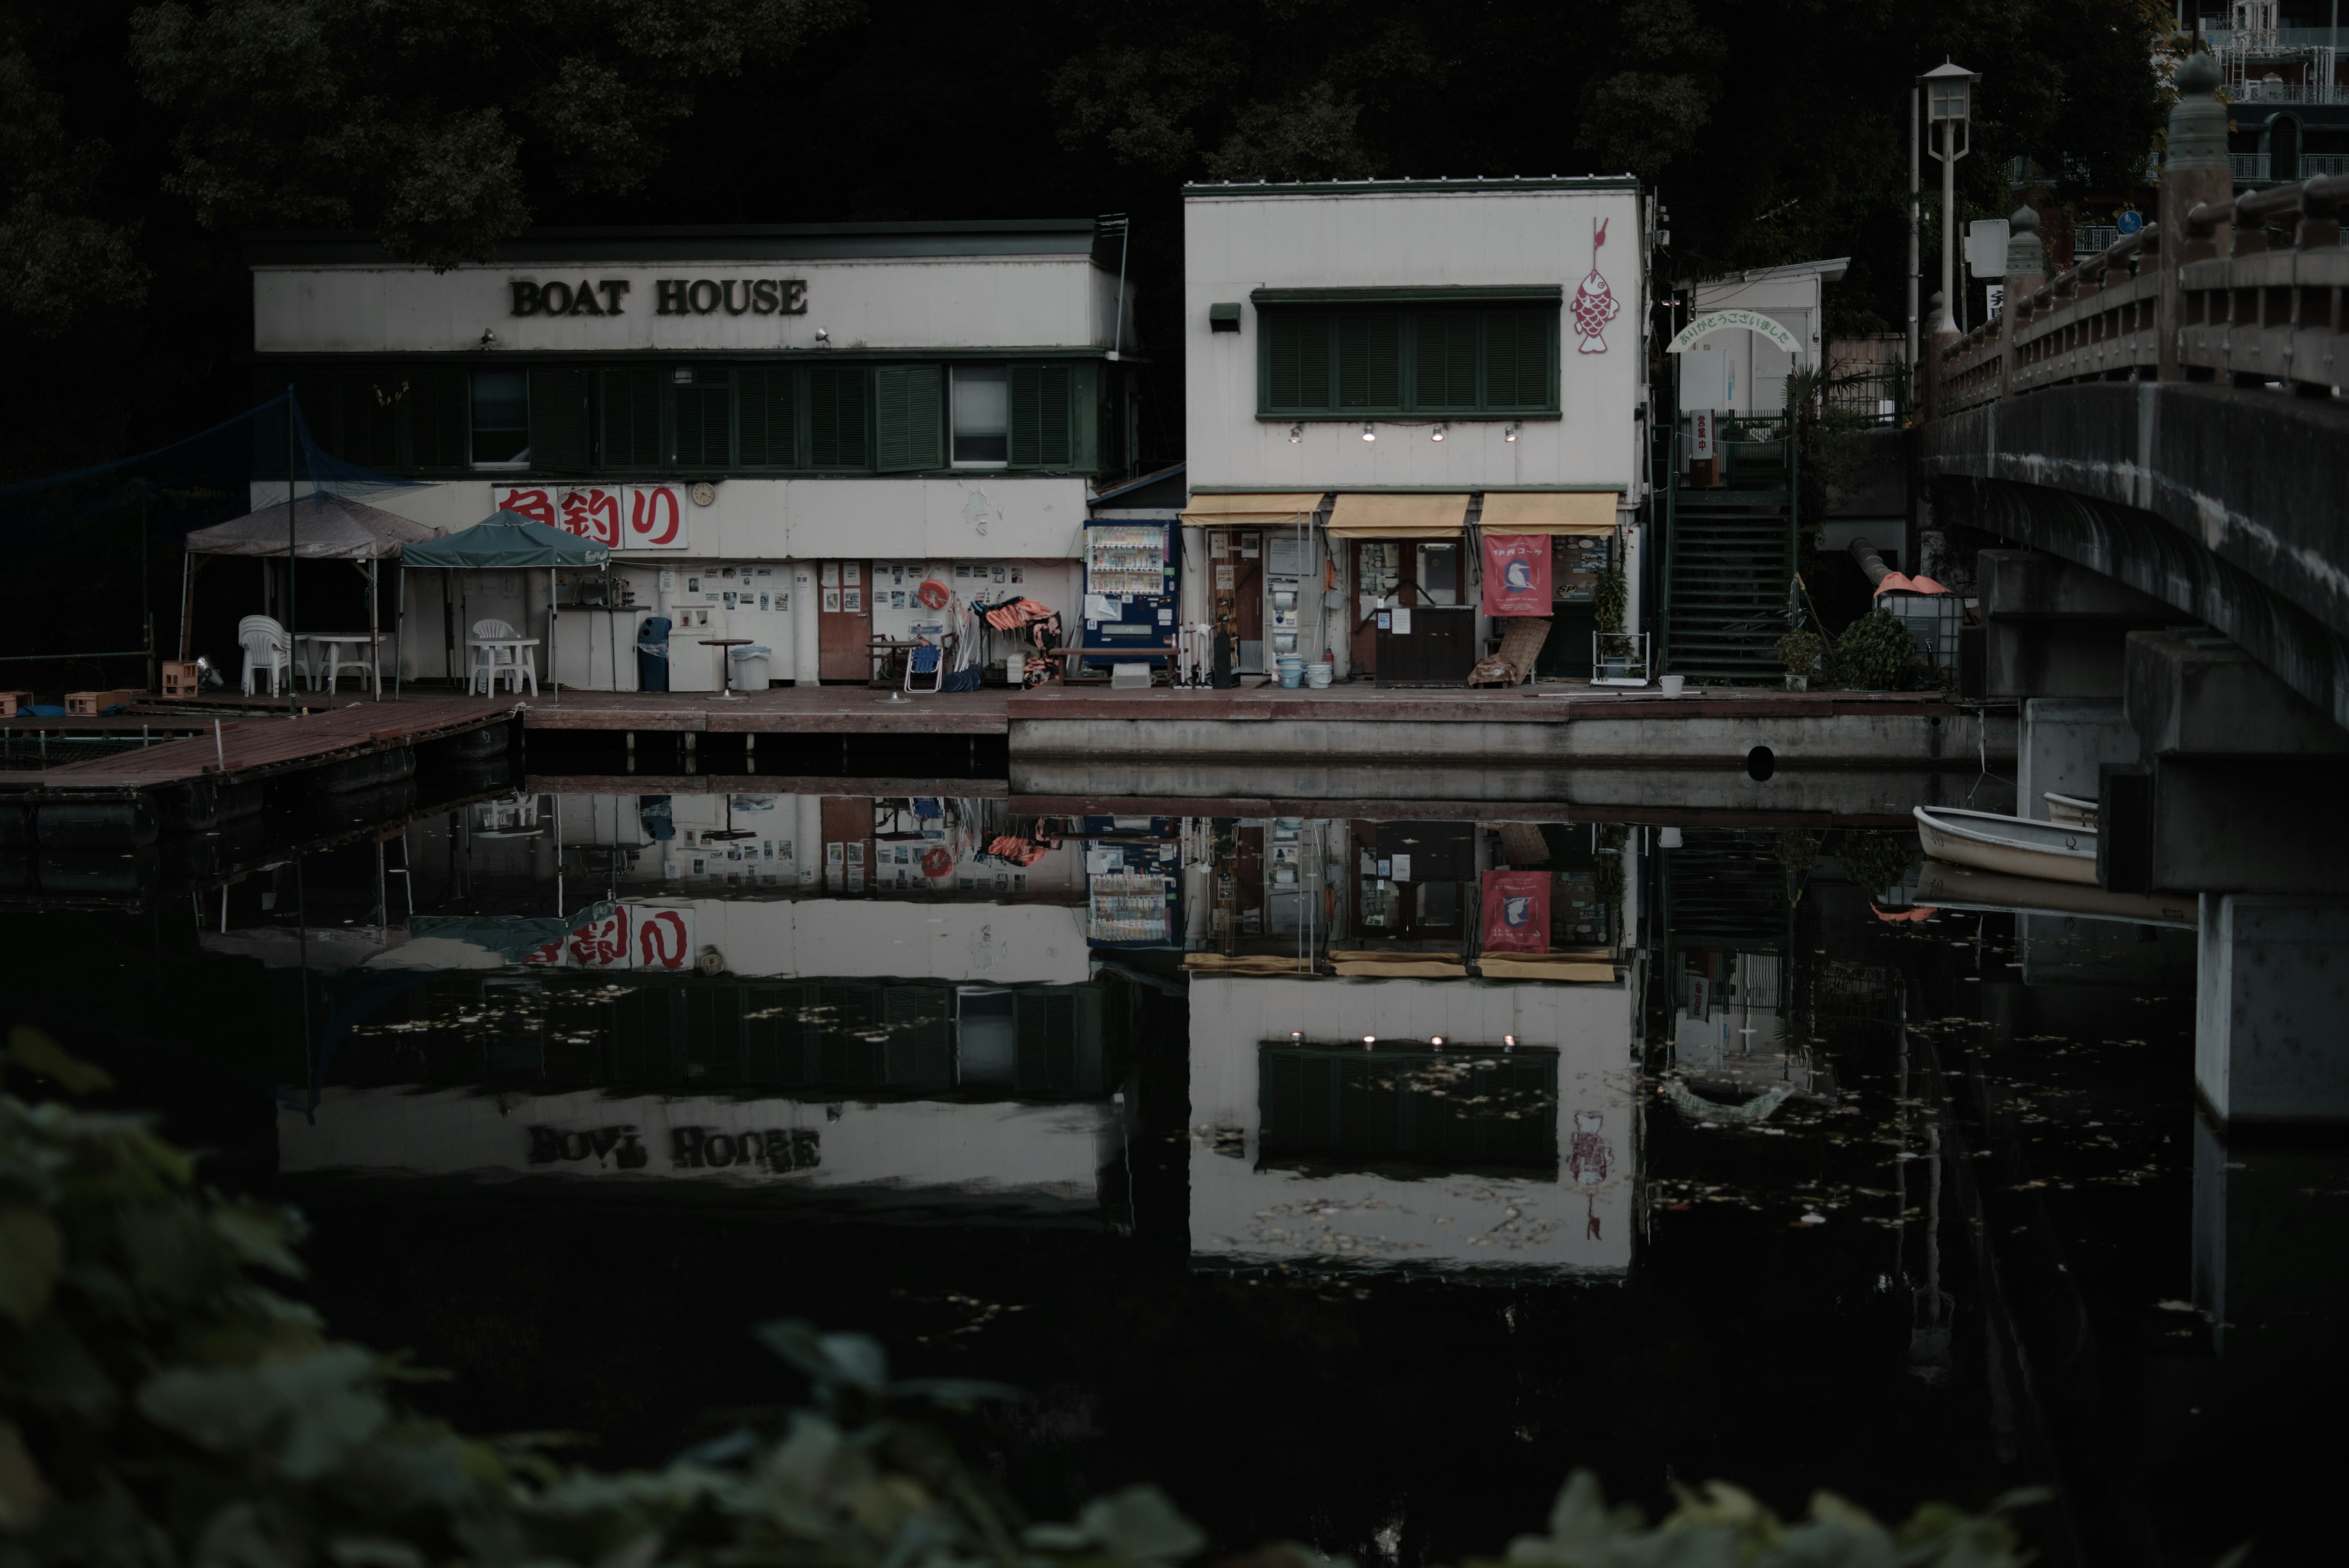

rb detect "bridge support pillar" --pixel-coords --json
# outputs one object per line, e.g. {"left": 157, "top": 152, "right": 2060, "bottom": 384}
{"left": 2017, "top": 699, "right": 2133, "bottom": 821}
{"left": 2196, "top": 894, "right": 2349, "bottom": 1129}
{"left": 2101, "top": 631, "right": 2349, "bottom": 894}
{"left": 1980, "top": 549, "right": 2193, "bottom": 699}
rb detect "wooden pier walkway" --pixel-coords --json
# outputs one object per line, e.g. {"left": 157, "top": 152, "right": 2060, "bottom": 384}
{"left": 0, "top": 696, "right": 509, "bottom": 793}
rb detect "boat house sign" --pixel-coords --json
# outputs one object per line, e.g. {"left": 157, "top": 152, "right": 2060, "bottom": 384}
{"left": 509, "top": 277, "right": 809, "bottom": 318}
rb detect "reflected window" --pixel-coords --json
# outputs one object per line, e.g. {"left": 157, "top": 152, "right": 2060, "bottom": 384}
{"left": 958, "top": 987, "right": 1016, "bottom": 1084}
{"left": 1414, "top": 880, "right": 1460, "bottom": 929}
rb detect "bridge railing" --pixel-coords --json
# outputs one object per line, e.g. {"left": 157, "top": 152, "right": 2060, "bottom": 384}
{"left": 1931, "top": 55, "right": 2349, "bottom": 417}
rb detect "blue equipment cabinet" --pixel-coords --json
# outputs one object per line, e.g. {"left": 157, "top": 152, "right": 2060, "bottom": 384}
{"left": 1080, "top": 520, "right": 1178, "bottom": 671}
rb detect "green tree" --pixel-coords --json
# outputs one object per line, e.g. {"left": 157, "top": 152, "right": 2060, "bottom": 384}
{"left": 125, "top": 0, "right": 858, "bottom": 268}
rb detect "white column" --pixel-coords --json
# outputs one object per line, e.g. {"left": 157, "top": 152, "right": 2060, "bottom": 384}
{"left": 793, "top": 565, "right": 821, "bottom": 685}
{"left": 793, "top": 793, "right": 823, "bottom": 885}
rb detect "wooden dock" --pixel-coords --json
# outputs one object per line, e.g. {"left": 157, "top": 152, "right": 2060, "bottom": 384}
{"left": 0, "top": 696, "right": 510, "bottom": 795}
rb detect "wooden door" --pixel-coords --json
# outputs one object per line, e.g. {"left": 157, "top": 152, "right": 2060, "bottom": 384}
{"left": 1370, "top": 538, "right": 1475, "bottom": 684}
{"left": 820, "top": 797, "right": 875, "bottom": 893}
{"left": 817, "top": 560, "right": 871, "bottom": 683}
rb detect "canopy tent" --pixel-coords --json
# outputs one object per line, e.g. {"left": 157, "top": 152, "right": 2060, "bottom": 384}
{"left": 402, "top": 512, "right": 611, "bottom": 704}
{"left": 179, "top": 494, "right": 440, "bottom": 699}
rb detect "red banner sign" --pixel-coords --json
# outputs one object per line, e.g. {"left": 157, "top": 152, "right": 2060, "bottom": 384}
{"left": 1481, "top": 533, "right": 1551, "bottom": 616}
{"left": 1480, "top": 869, "right": 1551, "bottom": 953}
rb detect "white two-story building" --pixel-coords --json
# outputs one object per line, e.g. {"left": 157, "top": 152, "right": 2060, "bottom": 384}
{"left": 248, "top": 220, "right": 1140, "bottom": 689}
{"left": 1179, "top": 177, "right": 1650, "bottom": 683}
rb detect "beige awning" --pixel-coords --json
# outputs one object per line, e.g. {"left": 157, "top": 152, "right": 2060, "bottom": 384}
{"left": 1178, "top": 492, "right": 1324, "bottom": 527}
{"left": 1477, "top": 491, "right": 1619, "bottom": 535}
{"left": 1324, "top": 492, "right": 1471, "bottom": 539}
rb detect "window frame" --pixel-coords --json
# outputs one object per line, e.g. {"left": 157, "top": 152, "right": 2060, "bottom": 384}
{"left": 949, "top": 362, "right": 1011, "bottom": 469}
{"left": 1254, "top": 304, "right": 1562, "bottom": 421}
{"left": 467, "top": 370, "right": 533, "bottom": 469}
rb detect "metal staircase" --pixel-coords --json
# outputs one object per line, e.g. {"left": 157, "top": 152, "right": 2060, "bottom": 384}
{"left": 1660, "top": 430, "right": 1798, "bottom": 683}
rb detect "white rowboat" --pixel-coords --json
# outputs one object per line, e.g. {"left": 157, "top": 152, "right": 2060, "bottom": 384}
{"left": 1913, "top": 805, "right": 2098, "bottom": 886}
{"left": 2044, "top": 792, "right": 2098, "bottom": 828}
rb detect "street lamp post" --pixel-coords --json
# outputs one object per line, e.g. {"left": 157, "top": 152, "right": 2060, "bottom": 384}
{"left": 1917, "top": 59, "right": 1973, "bottom": 416}
{"left": 1921, "top": 59, "right": 1978, "bottom": 349}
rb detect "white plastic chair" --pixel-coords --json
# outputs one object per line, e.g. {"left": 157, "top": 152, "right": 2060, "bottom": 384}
{"left": 237, "top": 615, "right": 293, "bottom": 696}
{"left": 469, "top": 618, "right": 536, "bottom": 696}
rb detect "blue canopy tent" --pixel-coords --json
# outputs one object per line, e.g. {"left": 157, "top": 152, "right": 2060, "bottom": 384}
{"left": 399, "top": 511, "right": 610, "bottom": 702}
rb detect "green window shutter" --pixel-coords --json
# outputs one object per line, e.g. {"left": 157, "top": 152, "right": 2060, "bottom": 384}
{"left": 340, "top": 370, "right": 401, "bottom": 470}
{"left": 527, "top": 368, "right": 591, "bottom": 474}
{"left": 873, "top": 363, "right": 943, "bottom": 472}
{"left": 409, "top": 370, "right": 469, "bottom": 470}
{"left": 289, "top": 373, "right": 337, "bottom": 472}
{"left": 1482, "top": 309, "right": 1557, "bottom": 411}
{"left": 809, "top": 365, "right": 869, "bottom": 469}
{"left": 737, "top": 366, "right": 796, "bottom": 467}
{"left": 598, "top": 368, "right": 662, "bottom": 468}
{"left": 1414, "top": 311, "right": 1479, "bottom": 411}
{"left": 1008, "top": 363, "right": 1072, "bottom": 468}
{"left": 1263, "top": 311, "right": 1333, "bottom": 411}
{"left": 673, "top": 376, "right": 732, "bottom": 470}
{"left": 1335, "top": 313, "right": 1401, "bottom": 409}
{"left": 1068, "top": 361, "right": 1101, "bottom": 472}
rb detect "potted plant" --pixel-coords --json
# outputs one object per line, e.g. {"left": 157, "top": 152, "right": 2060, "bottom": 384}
{"left": 1776, "top": 629, "right": 1827, "bottom": 691}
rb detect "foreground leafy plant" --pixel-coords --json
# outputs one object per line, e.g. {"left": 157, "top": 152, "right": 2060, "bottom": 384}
{"left": 2, "top": 1027, "right": 2054, "bottom": 1568}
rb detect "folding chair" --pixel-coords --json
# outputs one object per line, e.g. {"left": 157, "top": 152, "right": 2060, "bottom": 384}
{"left": 904, "top": 640, "right": 945, "bottom": 693}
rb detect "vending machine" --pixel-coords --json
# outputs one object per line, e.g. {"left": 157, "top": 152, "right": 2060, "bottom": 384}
{"left": 1080, "top": 521, "right": 1179, "bottom": 672}
{"left": 1082, "top": 816, "right": 1182, "bottom": 949}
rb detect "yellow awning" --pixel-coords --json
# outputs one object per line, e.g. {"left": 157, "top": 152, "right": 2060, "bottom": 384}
{"left": 1178, "top": 492, "right": 1323, "bottom": 527}
{"left": 1477, "top": 492, "right": 1619, "bottom": 535}
{"left": 1324, "top": 492, "right": 1471, "bottom": 539}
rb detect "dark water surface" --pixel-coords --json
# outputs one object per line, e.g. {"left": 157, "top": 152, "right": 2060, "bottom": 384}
{"left": 7, "top": 765, "right": 2342, "bottom": 1568}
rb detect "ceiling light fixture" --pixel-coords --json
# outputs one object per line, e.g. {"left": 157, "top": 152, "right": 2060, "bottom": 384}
{"left": 1504, "top": 422, "right": 1521, "bottom": 442}
{"left": 1361, "top": 422, "right": 1376, "bottom": 442}
{"left": 1430, "top": 423, "right": 1447, "bottom": 442}
{"left": 1288, "top": 423, "right": 1302, "bottom": 442}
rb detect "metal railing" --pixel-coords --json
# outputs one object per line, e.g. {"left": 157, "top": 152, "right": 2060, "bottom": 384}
{"left": 2202, "top": 26, "right": 2349, "bottom": 51}
{"left": 1935, "top": 170, "right": 2349, "bottom": 414}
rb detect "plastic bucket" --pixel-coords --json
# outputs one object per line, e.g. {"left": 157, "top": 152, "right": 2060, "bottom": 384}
{"left": 1305, "top": 660, "right": 1334, "bottom": 688}
{"left": 1277, "top": 655, "right": 1304, "bottom": 689}
{"left": 1660, "top": 674, "right": 1687, "bottom": 697}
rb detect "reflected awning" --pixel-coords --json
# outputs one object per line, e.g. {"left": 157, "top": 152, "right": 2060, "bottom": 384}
{"left": 1324, "top": 493, "right": 1471, "bottom": 539}
{"left": 1178, "top": 492, "right": 1323, "bottom": 527}
{"left": 1477, "top": 492, "right": 1619, "bottom": 535}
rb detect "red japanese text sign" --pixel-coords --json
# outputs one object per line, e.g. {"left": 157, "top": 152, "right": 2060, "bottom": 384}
{"left": 1479, "top": 869, "right": 1551, "bottom": 953}
{"left": 1481, "top": 534, "right": 1552, "bottom": 617}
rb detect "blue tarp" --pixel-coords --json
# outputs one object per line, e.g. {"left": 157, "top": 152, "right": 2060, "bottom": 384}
{"left": 399, "top": 511, "right": 610, "bottom": 570}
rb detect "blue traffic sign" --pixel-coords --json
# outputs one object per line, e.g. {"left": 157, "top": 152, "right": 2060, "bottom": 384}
{"left": 2117, "top": 210, "right": 2144, "bottom": 236}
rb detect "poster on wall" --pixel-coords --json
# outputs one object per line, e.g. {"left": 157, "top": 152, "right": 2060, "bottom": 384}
{"left": 497, "top": 485, "right": 689, "bottom": 551}
{"left": 1479, "top": 870, "right": 1551, "bottom": 953}
{"left": 1481, "top": 534, "right": 1552, "bottom": 616}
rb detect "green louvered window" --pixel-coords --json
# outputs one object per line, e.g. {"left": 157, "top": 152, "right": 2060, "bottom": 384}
{"left": 808, "top": 365, "right": 870, "bottom": 470}
{"left": 406, "top": 371, "right": 470, "bottom": 470}
{"left": 596, "top": 367, "right": 662, "bottom": 469}
{"left": 1258, "top": 307, "right": 1559, "bottom": 418}
{"left": 1008, "top": 363, "right": 1071, "bottom": 469}
{"left": 672, "top": 368, "right": 732, "bottom": 469}
{"left": 736, "top": 366, "right": 796, "bottom": 468}
{"left": 874, "top": 364, "right": 944, "bottom": 471}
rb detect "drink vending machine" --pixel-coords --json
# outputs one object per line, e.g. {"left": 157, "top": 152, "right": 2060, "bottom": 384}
{"left": 1080, "top": 521, "right": 1179, "bottom": 672}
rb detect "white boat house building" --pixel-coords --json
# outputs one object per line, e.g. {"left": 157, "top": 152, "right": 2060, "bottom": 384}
{"left": 248, "top": 220, "right": 1143, "bottom": 689}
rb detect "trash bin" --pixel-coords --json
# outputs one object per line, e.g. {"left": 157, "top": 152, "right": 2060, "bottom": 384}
{"left": 728, "top": 644, "right": 772, "bottom": 689}
{"left": 635, "top": 615, "right": 670, "bottom": 692}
